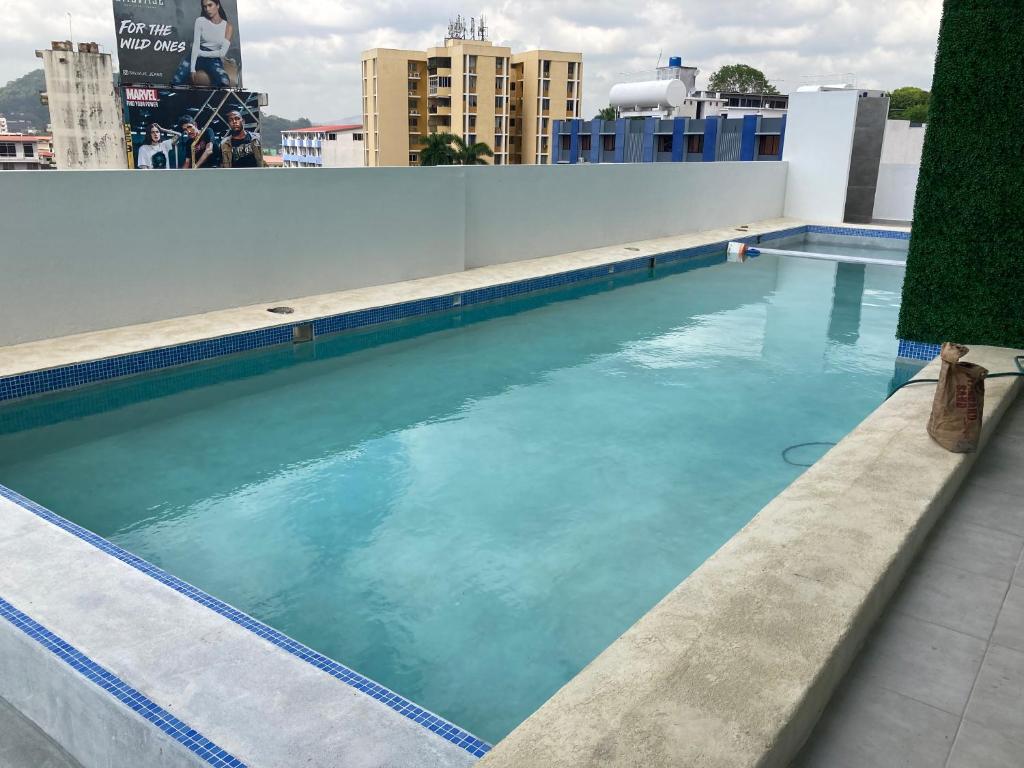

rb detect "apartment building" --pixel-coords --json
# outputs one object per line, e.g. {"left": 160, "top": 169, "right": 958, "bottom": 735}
{"left": 0, "top": 135, "right": 54, "bottom": 170}
{"left": 281, "top": 124, "right": 364, "bottom": 168}
{"left": 361, "top": 37, "right": 581, "bottom": 166}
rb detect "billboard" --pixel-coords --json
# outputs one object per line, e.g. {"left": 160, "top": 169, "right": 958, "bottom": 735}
{"left": 123, "top": 87, "right": 263, "bottom": 169}
{"left": 113, "top": 0, "right": 243, "bottom": 87}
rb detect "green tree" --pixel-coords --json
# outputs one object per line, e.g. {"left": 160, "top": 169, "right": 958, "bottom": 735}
{"left": 419, "top": 132, "right": 457, "bottom": 165}
{"left": 888, "top": 86, "right": 930, "bottom": 119}
{"left": 450, "top": 135, "right": 494, "bottom": 165}
{"left": 595, "top": 106, "right": 616, "bottom": 121}
{"left": 707, "top": 64, "right": 778, "bottom": 94}
{"left": 901, "top": 103, "right": 929, "bottom": 123}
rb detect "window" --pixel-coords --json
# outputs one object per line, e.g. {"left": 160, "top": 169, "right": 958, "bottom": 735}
{"left": 541, "top": 98, "right": 550, "bottom": 111}
{"left": 758, "top": 134, "right": 781, "bottom": 156}
{"left": 467, "top": 94, "right": 478, "bottom": 109}
{"left": 353, "top": 133, "right": 364, "bottom": 141}
{"left": 568, "top": 62, "right": 577, "bottom": 79}
{"left": 687, "top": 134, "right": 705, "bottom": 153}
{"left": 495, "top": 96, "right": 505, "bottom": 109}
{"left": 410, "top": 153, "right": 418, "bottom": 164}
{"left": 580, "top": 134, "right": 591, "bottom": 151}
{"left": 23, "top": 143, "right": 34, "bottom": 157}
{"left": 0, "top": 143, "right": 15, "bottom": 157}
{"left": 328, "top": 133, "right": 337, "bottom": 141}
{"left": 657, "top": 135, "right": 673, "bottom": 153}
{"left": 602, "top": 134, "right": 615, "bottom": 152}
{"left": 566, "top": 100, "right": 574, "bottom": 114}
{"left": 560, "top": 135, "right": 571, "bottom": 151}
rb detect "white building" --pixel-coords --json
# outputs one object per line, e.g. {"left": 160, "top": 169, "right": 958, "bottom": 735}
{"left": 0, "top": 135, "right": 54, "bottom": 170}
{"left": 36, "top": 42, "right": 127, "bottom": 170}
{"left": 0, "top": 117, "right": 8, "bottom": 134}
{"left": 281, "top": 124, "right": 364, "bottom": 168}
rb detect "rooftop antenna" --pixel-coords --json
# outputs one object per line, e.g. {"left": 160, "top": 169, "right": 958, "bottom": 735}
{"left": 66, "top": 11, "right": 73, "bottom": 43}
{"left": 478, "top": 15, "right": 487, "bottom": 40}
{"left": 470, "top": 17, "right": 476, "bottom": 40}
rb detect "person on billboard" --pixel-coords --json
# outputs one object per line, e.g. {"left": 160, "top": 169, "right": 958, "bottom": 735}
{"left": 221, "top": 111, "right": 264, "bottom": 168}
{"left": 178, "top": 118, "right": 220, "bottom": 169}
{"left": 137, "top": 123, "right": 181, "bottom": 169}
{"left": 172, "top": 0, "right": 234, "bottom": 88}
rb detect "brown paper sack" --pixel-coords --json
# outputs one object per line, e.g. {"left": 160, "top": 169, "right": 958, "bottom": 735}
{"left": 927, "top": 343, "right": 988, "bottom": 453}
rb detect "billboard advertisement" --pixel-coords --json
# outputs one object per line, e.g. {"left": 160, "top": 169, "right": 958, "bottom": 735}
{"left": 123, "top": 87, "right": 263, "bottom": 169}
{"left": 113, "top": 0, "right": 243, "bottom": 87}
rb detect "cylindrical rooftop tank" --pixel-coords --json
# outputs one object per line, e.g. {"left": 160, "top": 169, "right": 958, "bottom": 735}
{"left": 668, "top": 56, "right": 682, "bottom": 67}
{"left": 609, "top": 79, "right": 687, "bottom": 110}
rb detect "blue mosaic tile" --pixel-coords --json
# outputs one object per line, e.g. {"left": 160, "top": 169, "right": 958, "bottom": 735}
{"left": 0, "top": 595, "right": 246, "bottom": 768}
{"left": 807, "top": 224, "right": 910, "bottom": 240}
{"left": 897, "top": 339, "right": 942, "bottom": 361}
{"left": 0, "top": 483, "right": 491, "bottom": 758}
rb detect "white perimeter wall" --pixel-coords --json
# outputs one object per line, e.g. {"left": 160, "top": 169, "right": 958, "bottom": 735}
{"left": 782, "top": 90, "right": 859, "bottom": 223}
{"left": 466, "top": 162, "right": 788, "bottom": 268}
{"left": 872, "top": 120, "right": 925, "bottom": 222}
{"left": 0, "top": 162, "right": 786, "bottom": 345}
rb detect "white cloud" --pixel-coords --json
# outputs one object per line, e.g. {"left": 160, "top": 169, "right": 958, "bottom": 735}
{"left": 1, "top": 0, "right": 942, "bottom": 122}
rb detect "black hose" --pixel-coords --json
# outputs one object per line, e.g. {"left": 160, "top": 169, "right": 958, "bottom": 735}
{"left": 782, "top": 441, "right": 837, "bottom": 467}
{"left": 789, "top": 359, "right": 1024, "bottom": 466}
{"left": 888, "top": 371, "right": 1024, "bottom": 400}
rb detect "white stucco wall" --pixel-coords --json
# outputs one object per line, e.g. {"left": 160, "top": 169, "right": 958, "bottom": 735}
{"left": 465, "top": 162, "right": 787, "bottom": 268}
{"left": 879, "top": 120, "right": 926, "bottom": 164}
{"left": 0, "top": 161, "right": 786, "bottom": 345}
{"left": 322, "top": 133, "right": 364, "bottom": 168}
{"left": 781, "top": 90, "right": 859, "bottom": 222}
{"left": 871, "top": 120, "right": 925, "bottom": 222}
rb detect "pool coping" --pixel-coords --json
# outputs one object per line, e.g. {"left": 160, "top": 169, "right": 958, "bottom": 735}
{"left": 0, "top": 220, "right": 910, "bottom": 402}
{"left": 477, "top": 345, "right": 1024, "bottom": 768}
{"left": 0, "top": 217, "right": 916, "bottom": 766}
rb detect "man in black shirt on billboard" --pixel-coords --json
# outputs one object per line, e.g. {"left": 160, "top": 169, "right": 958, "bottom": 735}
{"left": 221, "top": 110, "right": 264, "bottom": 168}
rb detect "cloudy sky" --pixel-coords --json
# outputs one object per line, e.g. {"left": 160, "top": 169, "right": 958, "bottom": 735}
{"left": 3, "top": 0, "right": 942, "bottom": 121}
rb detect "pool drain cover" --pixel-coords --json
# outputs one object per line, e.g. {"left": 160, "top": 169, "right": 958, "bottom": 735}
{"left": 267, "top": 306, "right": 295, "bottom": 315}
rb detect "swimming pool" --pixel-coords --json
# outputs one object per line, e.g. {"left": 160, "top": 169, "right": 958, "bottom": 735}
{"left": 0, "top": 237, "right": 908, "bottom": 743}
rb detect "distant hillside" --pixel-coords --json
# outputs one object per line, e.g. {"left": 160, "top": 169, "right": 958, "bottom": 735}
{"left": 261, "top": 114, "right": 313, "bottom": 150}
{"left": 0, "top": 69, "right": 50, "bottom": 133}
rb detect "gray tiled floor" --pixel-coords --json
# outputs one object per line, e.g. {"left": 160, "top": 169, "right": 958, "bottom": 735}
{"left": 795, "top": 395, "right": 1024, "bottom": 767}
{"left": 0, "top": 697, "right": 81, "bottom": 768}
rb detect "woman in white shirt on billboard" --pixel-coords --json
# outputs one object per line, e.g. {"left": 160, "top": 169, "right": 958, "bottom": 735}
{"left": 172, "top": 0, "right": 234, "bottom": 88}
{"left": 136, "top": 123, "right": 181, "bottom": 169}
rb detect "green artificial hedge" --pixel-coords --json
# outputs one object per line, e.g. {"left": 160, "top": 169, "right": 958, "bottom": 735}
{"left": 897, "top": 0, "right": 1024, "bottom": 348}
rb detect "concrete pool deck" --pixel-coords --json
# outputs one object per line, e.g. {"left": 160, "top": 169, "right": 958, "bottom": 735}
{"left": 795, "top": 395, "right": 1024, "bottom": 767}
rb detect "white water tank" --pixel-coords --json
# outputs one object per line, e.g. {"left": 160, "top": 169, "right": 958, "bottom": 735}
{"left": 609, "top": 79, "right": 687, "bottom": 111}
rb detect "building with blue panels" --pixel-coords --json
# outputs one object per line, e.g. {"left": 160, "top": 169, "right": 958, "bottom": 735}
{"left": 551, "top": 115, "right": 785, "bottom": 164}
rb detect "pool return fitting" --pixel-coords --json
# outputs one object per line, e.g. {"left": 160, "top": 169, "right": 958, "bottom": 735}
{"left": 727, "top": 241, "right": 907, "bottom": 268}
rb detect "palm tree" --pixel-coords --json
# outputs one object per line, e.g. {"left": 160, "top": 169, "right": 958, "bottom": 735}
{"left": 595, "top": 106, "right": 616, "bottom": 121}
{"left": 419, "top": 132, "right": 457, "bottom": 166}
{"left": 450, "top": 135, "right": 494, "bottom": 165}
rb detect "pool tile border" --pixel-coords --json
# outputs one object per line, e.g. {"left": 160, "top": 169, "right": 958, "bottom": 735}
{"left": 0, "top": 224, "right": 911, "bottom": 404}
{"left": 0, "top": 595, "right": 247, "bottom": 768}
{"left": 897, "top": 339, "right": 943, "bottom": 361}
{"left": 0, "top": 484, "right": 492, "bottom": 759}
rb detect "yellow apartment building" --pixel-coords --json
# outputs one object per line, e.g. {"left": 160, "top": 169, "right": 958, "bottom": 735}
{"left": 361, "top": 38, "right": 581, "bottom": 166}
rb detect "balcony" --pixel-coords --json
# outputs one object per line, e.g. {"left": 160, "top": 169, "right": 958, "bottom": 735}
{"left": 429, "top": 86, "right": 451, "bottom": 98}
{"left": 408, "top": 71, "right": 420, "bottom": 79}
{"left": 428, "top": 104, "right": 451, "bottom": 116}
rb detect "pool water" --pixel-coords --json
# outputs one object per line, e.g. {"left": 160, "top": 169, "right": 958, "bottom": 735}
{"left": 0, "top": 247, "right": 907, "bottom": 742}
